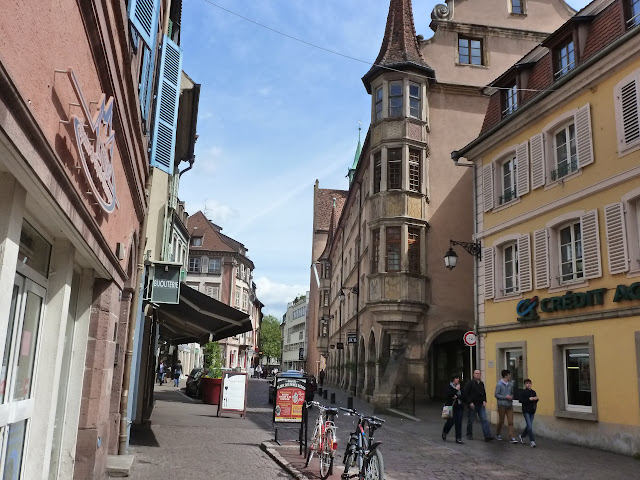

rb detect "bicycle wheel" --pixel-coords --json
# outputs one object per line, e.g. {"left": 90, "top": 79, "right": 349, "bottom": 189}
{"left": 305, "top": 425, "right": 321, "bottom": 467}
{"left": 342, "top": 439, "right": 356, "bottom": 474}
{"left": 363, "top": 448, "right": 384, "bottom": 480}
{"left": 319, "top": 432, "right": 333, "bottom": 479}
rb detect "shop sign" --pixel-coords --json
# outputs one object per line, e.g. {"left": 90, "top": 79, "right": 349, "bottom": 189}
{"left": 68, "top": 70, "right": 118, "bottom": 214}
{"left": 273, "top": 377, "right": 306, "bottom": 423}
{"left": 347, "top": 333, "right": 357, "bottom": 344}
{"left": 150, "top": 263, "right": 182, "bottom": 304}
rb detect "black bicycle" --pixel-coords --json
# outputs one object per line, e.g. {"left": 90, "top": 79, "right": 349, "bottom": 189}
{"left": 339, "top": 407, "right": 385, "bottom": 480}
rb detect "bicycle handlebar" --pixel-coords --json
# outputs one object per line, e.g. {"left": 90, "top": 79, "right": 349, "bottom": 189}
{"left": 339, "top": 407, "right": 385, "bottom": 423}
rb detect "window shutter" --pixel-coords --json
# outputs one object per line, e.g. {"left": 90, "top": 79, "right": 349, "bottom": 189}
{"left": 139, "top": 46, "right": 152, "bottom": 121}
{"left": 580, "top": 209, "right": 602, "bottom": 279}
{"left": 483, "top": 247, "right": 495, "bottom": 300}
{"left": 533, "top": 229, "right": 549, "bottom": 289}
{"left": 604, "top": 202, "right": 629, "bottom": 274}
{"left": 516, "top": 141, "right": 530, "bottom": 197}
{"left": 128, "top": 0, "right": 160, "bottom": 47}
{"left": 483, "top": 163, "right": 494, "bottom": 212}
{"left": 615, "top": 76, "right": 640, "bottom": 151}
{"left": 575, "top": 103, "right": 594, "bottom": 168}
{"left": 530, "top": 133, "right": 545, "bottom": 189}
{"left": 150, "top": 35, "right": 183, "bottom": 174}
{"left": 517, "top": 234, "right": 532, "bottom": 293}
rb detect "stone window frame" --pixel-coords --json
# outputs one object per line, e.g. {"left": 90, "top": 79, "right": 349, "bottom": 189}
{"left": 552, "top": 335, "right": 598, "bottom": 421}
{"left": 495, "top": 341, "right": 528, "bottom": 411}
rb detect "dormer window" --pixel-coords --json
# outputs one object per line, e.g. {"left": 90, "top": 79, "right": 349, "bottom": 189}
{"left": 409, "top": 82, "right": 421, "bottom": 119}
{"left": 629, "top": 0, "right": 640, "bottom": 28}
{"left": 555, "top": 38, "right": 575, "bottom": 79}
{"left": 502, "top": 83, "right": 518, "bottom": 117}
{"left": 375, "top": 86, "right": 383, "bottom": 121}
{"left": 389, "top": 81, "right": 403, "bottom": 117}
{"left": 191, "top": 236, "right": 203, "bottom": 247}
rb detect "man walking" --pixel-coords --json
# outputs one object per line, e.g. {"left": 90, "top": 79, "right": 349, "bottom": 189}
{"left": 495, "top": 369, "right": 517, "bottom": 443}
{"left": 463, "top": 369, "right": 493, "bottom": 441}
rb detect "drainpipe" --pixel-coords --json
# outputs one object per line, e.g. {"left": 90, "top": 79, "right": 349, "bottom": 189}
{"left": 119, "top": 172, "right": 152, "bottom": 455}
{"left": 353, "top": 182, "right": 362, "bottom": 397}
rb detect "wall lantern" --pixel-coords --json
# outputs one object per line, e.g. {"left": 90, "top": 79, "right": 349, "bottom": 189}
{"left": 339, "top": 285, "right": 359, "bottom": 302}
{"left": 444, "top": 239, "right": 482, "bottom": 270}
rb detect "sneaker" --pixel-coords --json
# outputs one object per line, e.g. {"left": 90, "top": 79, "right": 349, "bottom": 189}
{"left": 531, "top": 441, "right": 537, "bottom": 448}
{"left": 510, "top": 438, "right": 518, "bottom": 444}
{"left": 455, "top": 439, "right": 464, "bottom": 444}
{"left": 519, "top": 435, "right": 525, "bottom": 444}
{"left": 495, "top": 435, "right": 503, "bottom": 441}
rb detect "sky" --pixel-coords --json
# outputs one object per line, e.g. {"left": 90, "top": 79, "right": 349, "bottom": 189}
{"left": 178, "top": 0, "right": 591, "bottom": 318}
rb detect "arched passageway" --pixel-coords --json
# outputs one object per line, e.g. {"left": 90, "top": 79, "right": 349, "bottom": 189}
{"left": 427, "top": 329, "right": 470, "bottom": 400}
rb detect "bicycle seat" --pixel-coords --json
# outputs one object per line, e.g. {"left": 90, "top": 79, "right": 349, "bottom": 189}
{"left": 325, "top": 407, "right": 339, "bottom": 416}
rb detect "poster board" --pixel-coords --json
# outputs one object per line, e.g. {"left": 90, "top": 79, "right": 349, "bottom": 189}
{"left": 273, "top": 376, "right": 306, "bottom": 423}
{"left": 217, "top": 372, "right": 248, "bottom": 417}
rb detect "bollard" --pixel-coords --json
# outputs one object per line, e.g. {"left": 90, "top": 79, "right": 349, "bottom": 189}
{"left": 323, "top": 389, "right": 328, "bottom": 400}
{"left": 347, "top": 396, "right": 353, "bottom": 410}
{"left": 330, "top": 392, "right": 336, "bottom": 404}
{"left": 318, "top": 387, "right": 322, "bottom": 396}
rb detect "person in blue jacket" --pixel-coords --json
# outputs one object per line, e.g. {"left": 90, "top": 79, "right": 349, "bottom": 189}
{"left": 519, "top": 379, "right": 539, "bottom": 447}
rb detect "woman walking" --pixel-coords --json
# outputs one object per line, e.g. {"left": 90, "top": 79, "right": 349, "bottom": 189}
{"left": 173, "top": 360, "right": 183, "bottom": 387}
{"left": 442, "top": 373, "right": 465, "bottom": 444}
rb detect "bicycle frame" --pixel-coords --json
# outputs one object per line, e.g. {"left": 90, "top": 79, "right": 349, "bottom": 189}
{"left": 340, "top": 408, "right": 384, "bottom": 480}
{"left": 305, "top": 401, "right": 338, "bottom": 479}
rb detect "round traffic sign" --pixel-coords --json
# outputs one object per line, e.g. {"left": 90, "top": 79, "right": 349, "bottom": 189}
{"left": 463, "top": 331, "right": 476, "bottom": 347}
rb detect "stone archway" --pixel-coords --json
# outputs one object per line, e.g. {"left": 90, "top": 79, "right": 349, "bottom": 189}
{"left": 366, "top": 331, "right": 376, "bottom": 396}
{"left": 426, "top": 329, "right": 470, "bottom": 400}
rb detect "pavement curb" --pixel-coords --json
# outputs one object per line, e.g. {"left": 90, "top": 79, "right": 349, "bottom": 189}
{"left": 260, "top": 441, "right": 306, "bottom": 479}
{"left": 385, "top": 408, "right": 421, "bottom": 422}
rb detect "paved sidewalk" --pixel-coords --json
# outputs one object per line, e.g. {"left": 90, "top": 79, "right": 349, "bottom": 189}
{"left": 124, "top": 381, "right": 292, "bottom": 479}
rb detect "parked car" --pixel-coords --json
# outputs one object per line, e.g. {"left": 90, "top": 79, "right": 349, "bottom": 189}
{"left": 185, "top": 368, "right": 204, "bottom": 398}
{"left": 268, "top": 370, "right": 316, "bottom": 404}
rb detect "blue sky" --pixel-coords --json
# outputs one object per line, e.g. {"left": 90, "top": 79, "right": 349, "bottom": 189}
{"left": 178, "top": 0, "right": 590, "bottom": 317}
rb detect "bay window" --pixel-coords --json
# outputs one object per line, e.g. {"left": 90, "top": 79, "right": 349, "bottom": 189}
{"left": 387, "top": 148, "right": 402, "bottom": 190}
{"left": 409, "top": 149, "right": 421, "bottom": 192}
{"left": 386, "top": 227, "right": 401, "bottom": 272}
{"left": 389, "top": 81, "right": 403, "bottom": 117}
{"left": 409, "top": 82, "right": 421, "bottom": 118}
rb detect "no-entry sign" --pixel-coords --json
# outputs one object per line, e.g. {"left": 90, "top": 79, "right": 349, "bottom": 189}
{"left": 463, "top": 331, "right": 476, "bottom": 347}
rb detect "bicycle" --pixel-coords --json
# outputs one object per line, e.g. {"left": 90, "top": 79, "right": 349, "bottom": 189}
{"left": 340, "top": 407, "right": 385, "bottom": 480}
{"left": 305, "top": 401, "right": 339, "bottom": 479}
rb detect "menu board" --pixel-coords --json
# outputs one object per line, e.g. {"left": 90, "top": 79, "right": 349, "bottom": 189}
{"left": 217, "top": 372, "right": 248, "bottom": 417}
{"left": 273, "top": 377, "right": 306, "bottom": 423}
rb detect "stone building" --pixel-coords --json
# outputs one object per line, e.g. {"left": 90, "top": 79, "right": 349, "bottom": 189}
{"left": 309, "top": 0, "right": 574, "bottom": 404}
{"left": 282, "top": 293, "right": 310, "bottom": 371}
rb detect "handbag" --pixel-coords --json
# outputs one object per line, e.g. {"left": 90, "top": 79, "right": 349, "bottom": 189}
{"left": 441, "top": 404, "right": 453, "bottom": 419}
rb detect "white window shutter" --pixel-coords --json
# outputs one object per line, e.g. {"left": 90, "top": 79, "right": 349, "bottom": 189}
{"left": 517, "top": 234, "right": 532, "bottom": 293}
{"left": 575, "top": 104, "right": 594, "bottom": 168}
{"left": 128, "top": 0, "right": 160, "bottom": 47}
{"left": 530, "top": 133, "right": 545, "bottom": 189}
{"left": 580, "top": 210, "right": 602, "bottom": 279}
{"left": 604, "top": 202, "right": 629, "bottom": 274}
{"left": 516, "top": 141, "right": 530, "bottom": 197}
{"left": 483, "top": 164, "right": 494, "bottom": 212}
{"left": 615, "top": 76, "right": 640, "bottom": 151}
{"left": 483, "top": 247, "right": 495, "bottom": 299}
{"left": 533, "top": 229, "right": 549, "bottom": 289}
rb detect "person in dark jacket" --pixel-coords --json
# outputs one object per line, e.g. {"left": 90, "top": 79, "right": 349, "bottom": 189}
{"left": 442, "top": 374, "right": 465, "bottom": 444}
{"left": 173, "top": 360, "right": 183, "bottom": 387}
{"left": 463, "top": 369, "right": 493, "bottom": 441}
{"left": 519, "top": 379, "right": 539, "bottom": 447}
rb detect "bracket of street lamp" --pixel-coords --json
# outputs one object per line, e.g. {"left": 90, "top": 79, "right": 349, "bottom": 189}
{"left": 444, "top": 239, "right": 481, "bottom": 270}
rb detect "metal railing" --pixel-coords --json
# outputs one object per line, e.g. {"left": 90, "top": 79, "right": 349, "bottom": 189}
{"left": 394, "top": 385, "right": 415, "bottom": 416}
{"left": 499, "top": 189, "right": 517, "bottom": 205}
{"left": 551, "top": 158, "right": 578, "bottom": 181}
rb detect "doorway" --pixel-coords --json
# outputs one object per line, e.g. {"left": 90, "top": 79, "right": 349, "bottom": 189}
{"left": 428, "top": 330, "right": 470, "bottom": 400}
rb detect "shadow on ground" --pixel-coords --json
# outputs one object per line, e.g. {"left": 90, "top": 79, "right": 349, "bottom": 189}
{"left": 129, "top": 424, "right": 160, "bottom": 448}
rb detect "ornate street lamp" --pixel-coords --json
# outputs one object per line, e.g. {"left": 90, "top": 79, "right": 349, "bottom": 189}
{"left": 444, "top": 240, "right": 482, "bottom": 270}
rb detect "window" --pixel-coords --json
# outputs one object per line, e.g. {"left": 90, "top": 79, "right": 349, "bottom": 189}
{"left": 386, "top": 227, "right": 401, "bottom": 272}
{"left": 496, "top": 342, "right": 527, "bottom": 405}
{"left": 629, "top": 0, "right": 640, "bottom": 28}
{"left": 502, "top": 84, "right": 518, "bottom": 117}
{"left": 322, "top": 290, "right": 329, "bottom": 307}
{"left": 409, "top": 82, "right": 421, "bottom": 119}
{"left": 387, "top": 148, "right": 402, "bottom": 190}
{"left": 188, "top": 257, "right": 200, "bottom": 273}
{"left": 205, "top": 284, "right": 220, "bottom": 300}
{"left": 235, "top": 290, "right": 241, "bottom": 308}
{"left": 503, "top": 243, "right": 519, "bottom": 294}
{"left": 375, "top": 86, "right": 383, "bottom": 121}
{"left": 208, "top": 258, "right": 221, "bottom": 274}
{"left": 511, "top": 0, "right": 523, "bottom": 14}
{"left": 242, "top": 291, "right": 248, "bottom": 311}
{"left": 299, "top": 331, "right": 304, "bottom": 340}
{"left": 458, "top": 37, "right": 483, "bottom": 65}
{"left": 564, "top": 347, "right": 592, "bottom": 409}
{"left": 553, "top": 337, "right": 596, "bottom": 419}
{"left": 389, "top": 81, "right": 403, "bottom": 117}
{"left": 409, "top": 149, "right": 421, "bottom": 192}
{"left": 555, "top": 39, "right": 575, "bottom": 79}
{"left": 191, "top": 236, "right": 203, "bottom": 247}
{"left": 371, "top": 229, "right": 380, "bottom": 273}
{"left": 324, "top": 263, "right": 331, "bottom": 279}
{"left": 552, "top": 123, "right": 578, "bottom": 180}
{"left": 373, "top": 152, "right": 382, "bottom": 194}
{"left": 408, "top": 228, "right": 420, "bottom": 273}
{"left": 559, "top": 222, "right": 583, "bottom": 283}
{"left": 500, "top": 156, "right": 517, "bottom": 205}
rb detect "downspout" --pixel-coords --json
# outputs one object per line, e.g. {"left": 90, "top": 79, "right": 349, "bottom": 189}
{"left": 119, "top": 171, "right": 152, "bottom": 455}
{"left": 353, "top": 183, "right": 362, "bottom": 397}
{"left": 340, "top": 226, "right": 344, "bottom": 386}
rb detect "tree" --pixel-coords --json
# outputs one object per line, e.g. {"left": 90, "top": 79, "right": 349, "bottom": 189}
{"left": 260, "top": 315, "right": 281, "bottom": 362}
{"left": 203, "top": 341, "right": 223, "bottom": 378}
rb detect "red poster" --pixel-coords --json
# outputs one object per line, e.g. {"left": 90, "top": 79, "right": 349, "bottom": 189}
{"left": 274, "top": 377, "right": 306, "bottom": 423}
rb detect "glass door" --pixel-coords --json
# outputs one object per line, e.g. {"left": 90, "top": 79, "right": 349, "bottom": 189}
{"left": 0, "top": 274, "right": 46, "bottom": 479}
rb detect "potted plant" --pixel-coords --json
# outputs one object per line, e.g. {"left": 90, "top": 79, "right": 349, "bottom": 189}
{"left": 201, "top": 341, "right": 223, "bottom": 405}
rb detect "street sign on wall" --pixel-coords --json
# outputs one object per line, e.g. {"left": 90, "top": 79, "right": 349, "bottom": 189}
{"left": 150, "top": 262, "right": 183, "bottom": 304}
{"left": 347, "top": 333, "right": 357, "bottom": 344}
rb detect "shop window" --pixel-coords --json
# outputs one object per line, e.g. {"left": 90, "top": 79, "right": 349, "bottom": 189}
{"left": 409, "top": 149, "right": 421, "bottom": 192}
{"left": 188, "top": 256, "right": 200, "bottom": 273}
{"left": 502, "top": 83, "right": 518, "bottom": 117}
{"left": 409, "top": 82, "right": 421, "bottom": 119}
{"left": 387, "top": 148, "right": 402, "bottom": 190}
{"left": 18, "top": 220, "right": 52, "bottom": 278}
{"left": 554, "top": 38, "right": 575, "bottom": 79}
{"left": 373, "top": 152, "right": 382, "bottom": 194}
{"left": 375, "top": 86, "right": 383, "bottom": 121}
{"left": 500, "top": 156, "right": 517, "bottom": 205}
{"left": 458, "top": 36, "right": 483, "bottom": 65}
{"left": 553, "top": 336, "right": 597, "bottom": 420}
{"left": 371, "top": 229, "right": 380, "bottom": 273}
{"left": 386, "top": 227, "right": 401, "bottom": 272}
{"left": 408, "top": 228, "right": 420, "bottom": 273}
{"left": 389, "top": 81, "right": 403, "bottom": 117}
{"left": 191, "top": 236, "right": 203, "bottom": 247}
{"left": 558, "top": 222, "right": 584, "bottom": 283}
{"left": 551, "top": 123, "right": 578, "bottom": 181}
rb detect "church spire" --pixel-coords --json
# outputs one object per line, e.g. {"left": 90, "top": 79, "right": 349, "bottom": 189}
{"left": 362, "top": 0, "right": 434, "bottom": 93}
{"left": 348, "top": 123, "right": 362, "bottom": 185}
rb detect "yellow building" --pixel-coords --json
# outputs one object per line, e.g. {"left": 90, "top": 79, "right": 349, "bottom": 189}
{"left": 454, "top": 0, "right": 640, "bottom": 454}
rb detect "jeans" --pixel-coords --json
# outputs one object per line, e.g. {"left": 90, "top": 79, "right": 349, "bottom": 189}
{"left": 174, "top": 377, "right": 180, "bottom": 387}
{"left": 442, "top": 406, "right": 464, "bottom": 440}
{"left": 521, "top": 412, "right": 535, "bottom": 442}
{"left": 466, "top": 404, "right": 492, "bottom": 439}
{"left": 496, "top": 406, "right": 515, "bottom": 439}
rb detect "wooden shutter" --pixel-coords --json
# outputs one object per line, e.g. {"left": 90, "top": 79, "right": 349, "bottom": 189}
{"left": 150, "top": 35, "right": 183, "bottom": 173}
{"left": 128, "top": 0, "right": 160, "bottom": 47}
{"left": 604, "top": 202, "right": 629, "bottom": 274}
{"left": 580, "top": 210, "right": 602, "bottom": 279}
{"left": 483, "top": 163, "right": 494, "bottom": 212}
{"left": 517, "top": 234, "right": 532, "bottom": 293}
{"left": 533, "top": 229, "right": 549, "bottom": 289}
{"left": 530, "top": 133, "right": 545, "bottom": 189}
{"left": 615, "top": 76, "right": 640, "bottom": 151}
{"left": 575, "top": 104, "right": 594, "bottom": 168}
{"left": 483, "top": 247, "right": 495, "bottom": 300}
{"left": 516, "top": 141, "right": 530, "bottom": 197}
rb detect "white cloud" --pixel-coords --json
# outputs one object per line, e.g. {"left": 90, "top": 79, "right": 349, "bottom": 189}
{"left": 255, "top": 276, "right": 307, "bottom": 316}
{"left": 198, "top": 146, "right": 224, "bottom": 174}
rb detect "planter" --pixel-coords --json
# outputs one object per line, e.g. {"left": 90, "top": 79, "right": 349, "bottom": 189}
{"left": 201, "top": 377, "right": 222, "bottom": 405}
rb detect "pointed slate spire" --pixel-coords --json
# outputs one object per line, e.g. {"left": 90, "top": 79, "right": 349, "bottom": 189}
{"left": 348, "top": 123, "right": 363, "bottom": 185}
{"left": 362, "top": 0, "right": 434, "bottom": 93}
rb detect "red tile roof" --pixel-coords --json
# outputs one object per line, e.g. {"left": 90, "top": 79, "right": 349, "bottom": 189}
{"left": 187, "top": 211, "right": 238, "bottom": 253}
{"left": 315, "top": 189, "right": 348, "bottom": 232}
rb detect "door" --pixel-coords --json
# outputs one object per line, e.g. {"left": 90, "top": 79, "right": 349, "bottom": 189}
{"left": 0, "top": 274, "right": 46, "bottom": 479}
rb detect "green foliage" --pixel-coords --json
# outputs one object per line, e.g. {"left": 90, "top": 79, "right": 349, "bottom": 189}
{"left": 203, "top": 341, "right": 223, "bottom": 379}
{"left": 260, "top": 315, "right": 282, "bottom": 361}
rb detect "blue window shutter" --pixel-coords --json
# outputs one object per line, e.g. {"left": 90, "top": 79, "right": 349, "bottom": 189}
{"left": 128, "top": 0, "right": 160, "bottom": 47}
{"left": 150, "top": 35, "right": 183, "bottom": 174}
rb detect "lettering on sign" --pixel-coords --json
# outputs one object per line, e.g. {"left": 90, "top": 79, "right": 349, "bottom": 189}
{"left": 153, "top": 280, "right": 180, "bottom": 289}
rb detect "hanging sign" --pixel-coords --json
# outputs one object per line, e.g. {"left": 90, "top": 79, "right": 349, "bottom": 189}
{"left": 150, "top": 262, "right": 182, "bottom": 304}
{"left": 273, "top": 376, "right": 306, "bottom": 423}
{"left": 217, "top": 372, "right": 248, "bottom": 418}
{"left": 67, "top": 69, "right": 118, "bottom": 214}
